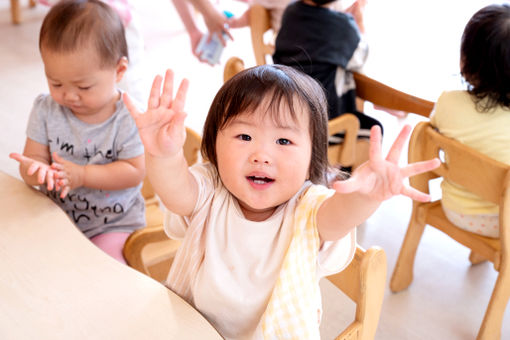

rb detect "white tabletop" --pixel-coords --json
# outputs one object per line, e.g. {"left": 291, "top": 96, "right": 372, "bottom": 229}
{"left": 0, "top": 171, "right": 223, "bottom": 340}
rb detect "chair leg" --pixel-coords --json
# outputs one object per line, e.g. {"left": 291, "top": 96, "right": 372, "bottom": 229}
{"left": 10, "top": 0, "right": 21, "bottom": 25}
{"left": 390, "top": 208, "right": 426, "bottom": 292}
{"left": 469, "top": 250, "right": 487, "bottom": 265}
{"left": 476, "top": 259, "right": 510, "bottom": 340}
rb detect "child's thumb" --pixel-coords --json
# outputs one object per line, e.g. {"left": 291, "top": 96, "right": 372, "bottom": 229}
{"left": 9, "top": 153, "right": 23, "bottom": 162}
{"left": 52, "top": 152, "right": 64, "bottom": 164}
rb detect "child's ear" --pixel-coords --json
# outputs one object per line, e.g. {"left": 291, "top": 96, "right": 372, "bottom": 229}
{"left": 115, "top": 56, "right": 128, "bottom": 83}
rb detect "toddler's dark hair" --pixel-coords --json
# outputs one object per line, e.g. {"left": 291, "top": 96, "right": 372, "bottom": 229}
{"left": 461, "top": 3, "right": 510, "bottom": 111}
{"left": 202, "top": 64, "right": 330, "bottom": 185}
{"left": 39, "top": 0, "right": 128, "bottom": 68}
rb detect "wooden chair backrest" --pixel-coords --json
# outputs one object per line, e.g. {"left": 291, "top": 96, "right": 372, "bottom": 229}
{"left": 409, "top": 122, "right": 510, "bottom": 205}
{"left": 250, "top": 4, "right": 275, "bottom": 66}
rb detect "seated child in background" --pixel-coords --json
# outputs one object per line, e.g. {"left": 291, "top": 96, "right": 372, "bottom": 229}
{"left": 430, "top": 4, "right": 510, "bottom": 238}
{"left": 10, "top": 0, "right": 146, "bottom": 263}
{"left": 123, "top": 65, "right": 439, "bottom": 339}
{"left": 273, "top": 0, "right": 382, "bottom": 144}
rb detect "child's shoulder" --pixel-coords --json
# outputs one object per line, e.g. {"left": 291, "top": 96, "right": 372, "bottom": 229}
{"left": 30, "top": 93, "right": 64, "bottom": 118}
{"left": 436, "top": 90, "right": 473, "bottom": 110}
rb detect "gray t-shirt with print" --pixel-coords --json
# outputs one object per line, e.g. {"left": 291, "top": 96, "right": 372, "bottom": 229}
{"left": 26, "top": 93, "right": 145, "bottom": 238}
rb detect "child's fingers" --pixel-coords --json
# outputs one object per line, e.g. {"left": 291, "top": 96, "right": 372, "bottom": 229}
{"left": 148, "top": 74, "right": 163, "bottom": 109}
{"left": 58, "top": 178, "right": 69, "bottom": 187}
{"left": 46, "top": 169, "right": 55, "bottom": 191}
{"left": 54, "top": 170, "right": 66, "bottom": 179}
{"left": 400, "top": 158, "right": 441, "bottom": 178}
{"left": 122, "top": 93, "right": 141, "bottom": 119}
{"left": 9, "top": 152, "right": 25, "bottom": 163}
{"left": 51, "top": 162, "right": 64, "bottom": 170}
{"left": 27, "top": 162, "right": 40, "bottom": 176}
{"left": 401, "top": 186, "right": 432, "bottom": 202}
{"left": 385, "top": 125, "right": 412, "bottom": 163}
{"left": 60, "top": 185, "right": 70, "bottom": 199}
{"left": 173, "top": 78, "right": 189, "bottom": 113}
{"left": 37, "top": 166, "right": 47, "bottom": 184}
{"left": 160, "top": 69, "right": 175, "bottom": 108}
{"left": 368, "top": 125, "right": 383, "bottom": 163}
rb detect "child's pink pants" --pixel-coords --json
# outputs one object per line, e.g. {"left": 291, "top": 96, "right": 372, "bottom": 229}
{"left": 90, "top": 232, "right": 131, "bottom": 264}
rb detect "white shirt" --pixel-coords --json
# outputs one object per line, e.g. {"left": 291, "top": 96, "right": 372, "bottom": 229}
{"left": 164, "top": 163, "right": 356, "bottom": 339}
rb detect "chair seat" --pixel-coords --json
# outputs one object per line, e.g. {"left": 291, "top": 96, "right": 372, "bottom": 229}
{"left": 145, "top": 203, "right": 164, "bottom": 228}
{"left": 420, "top": 201, "right": 501, "bottom": 269}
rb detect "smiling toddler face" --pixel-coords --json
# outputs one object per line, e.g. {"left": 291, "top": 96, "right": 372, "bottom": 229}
{"left": 215, "top": 99, "right": 312, "bottom": 221}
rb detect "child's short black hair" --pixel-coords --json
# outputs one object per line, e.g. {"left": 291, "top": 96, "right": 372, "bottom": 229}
{"left": 461, "top": 3, "right": 510, "bottom": 111}
{"left": 39, "top": 0, "right": 128, "bottom": 68}
{"left": 202, "top": 64, "right": 330, "bottom": 185}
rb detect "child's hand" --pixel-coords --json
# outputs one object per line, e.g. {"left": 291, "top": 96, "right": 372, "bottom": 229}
{"left": 9, "top": 153, "right": 57, "bottom": 191}
{"left": 51, "top": 152, "right": 85, "bottom": 198}
{"left": 333, "top": 125, "right": 440, "bottom": 202}
{"left": 123, "top": 69, "right": 189, "bottom": 158}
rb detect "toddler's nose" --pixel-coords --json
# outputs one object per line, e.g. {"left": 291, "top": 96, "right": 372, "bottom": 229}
{"left": 249, "top": 151, "right": 270, "bottom": 165}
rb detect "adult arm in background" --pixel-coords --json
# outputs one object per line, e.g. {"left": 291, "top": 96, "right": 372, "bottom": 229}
{"left": 171, "top": 0, "right": 233, "bottom": 60}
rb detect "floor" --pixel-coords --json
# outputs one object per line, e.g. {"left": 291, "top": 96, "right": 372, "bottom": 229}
{"left": 1, "top": 0, "right": 509, "bottom": 339}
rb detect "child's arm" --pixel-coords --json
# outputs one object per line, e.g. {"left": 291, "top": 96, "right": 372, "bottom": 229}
{"left": 317, "top": 125, "right": 440, "bottom": 241}
{"left": 10, "top": 138, "right": 57, "bottom": 190}
{"left": 123, "top": 69, "right": 197, "bottom": 217}
{"left": 50, "top": 152, "right": 145, "bottom": 198}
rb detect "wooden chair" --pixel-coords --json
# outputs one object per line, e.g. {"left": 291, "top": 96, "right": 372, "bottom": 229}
{"left": 390, "top": 121, "right": 510, "bottom": 340}
{"left": 247, "top": 4, "right": 434, "bottom": 169}
{"left": 10, "top": 0, "right": 37, "bottom": 25}
{"left": 122, "top": 127, "right": 202, "bottom": 282}
{"left": 224, "top": 54, "right": 387, "bottom": 340}
{"left": 327, "top": 246, "right": 387, "bottom": 340}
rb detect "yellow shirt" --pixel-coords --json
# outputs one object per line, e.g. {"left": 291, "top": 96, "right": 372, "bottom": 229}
{"left": 430, "top": 90, "right": 510, "bottom": 214}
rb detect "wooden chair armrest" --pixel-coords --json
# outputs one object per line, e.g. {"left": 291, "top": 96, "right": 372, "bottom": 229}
{"left": 353, "top": 72, "right": 434, "bottom": 117}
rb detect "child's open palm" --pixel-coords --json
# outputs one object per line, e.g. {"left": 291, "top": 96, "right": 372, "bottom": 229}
{"left": 123, "top": 69, "right": 189, "bottom": 158}
{"left": 333, "top": 125, "right": 440, "bottom": 202}
{"left": 9, "top": 153, "right": 57, "bottom": 191}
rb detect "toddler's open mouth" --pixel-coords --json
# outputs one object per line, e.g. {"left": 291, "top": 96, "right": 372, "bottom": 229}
{"left": 247, "top": 176, "right": 274, "bottom": 184}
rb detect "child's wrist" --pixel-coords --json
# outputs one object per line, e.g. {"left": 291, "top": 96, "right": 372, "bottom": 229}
{"left": 79, "top": 164, "right": 87, "bottom": 188}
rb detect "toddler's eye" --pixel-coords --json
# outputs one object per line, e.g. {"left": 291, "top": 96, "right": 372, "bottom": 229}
{"left": 78, "top": 86, "right": 91, "bottom": 90}
{"left": 237, "top": 134, "right": 251, "bottom": 141}
{"left": 277, "top": 138, "right": 291, "bottom": 145}
{"left": 51, "top": 84, "right": 62, "bottom": 88}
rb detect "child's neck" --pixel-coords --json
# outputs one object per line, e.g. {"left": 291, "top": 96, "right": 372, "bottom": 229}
{"left": 239, "top": 203, "right": 278, "bottom": 222}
